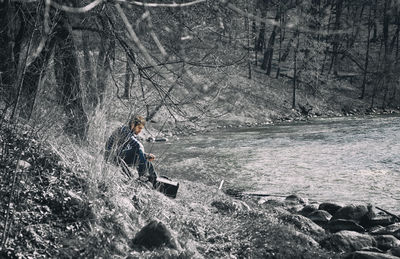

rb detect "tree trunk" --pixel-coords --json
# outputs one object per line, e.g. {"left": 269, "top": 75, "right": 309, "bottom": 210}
{"left": 54, "top": 13, "right": 88, "bottom": 139}
{"left": 0, "top": 1, "right": 18, "bottom": 106}
{"left": 292, "top": 30, "right": 300, "bottom": 110}
{"left": 255, "top": 4, "right": 267, "bottom": 53}
{"left": 276, "top": 3, "right": 285, "bottom": 79}
{"left": 123, "top": 57, "right": 133, "bottom": 98}
{"left": 96, "top": 13, "right": 115, "bottom": 107}
{"left": 19, "top": 38, "right": 55, "bottom": 119}
{"left": 245, "top": 2, "right": 252, "bottom": 79}
{"left": 382, "top": 0, "right": 392, "bottom": 108}
{"left": 320, "top": 2, "right": 334, "bottom": 75}
{"left": 261, "top": 10, "right": 279, "bottom": 75}
{"left": 331, "top": 0, "right": 343, "bottom": 76}
{"left": 360, "top": 5, "right": 372, "bottom": 100}
{"left": 81, "top": 29, "right": 95, "bottom": 107}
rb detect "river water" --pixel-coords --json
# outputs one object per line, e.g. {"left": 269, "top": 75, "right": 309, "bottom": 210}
{"left": 153, "top": 115, "right": 400, "bottom": 213}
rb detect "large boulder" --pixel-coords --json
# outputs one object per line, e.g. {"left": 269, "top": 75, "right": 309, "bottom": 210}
{"left": 321, "top": 230, "right": 376, "bottom": 252}
{"left": 343, "top": 251, "right": 400, "bottom": 259}
{"left": 328, "top": 219, "right": 366, "bottom": 233}
{"left": 332, "top": 205, "right": 369, "bottom": 222}
{"left": 131, "top": 220, "right": 177, "bottom": 250}
{"left": 319, "top": 202, "right": 343, "bottom": 216}
{"left": 374, "top": 235, "right": 400, "bottom": 251}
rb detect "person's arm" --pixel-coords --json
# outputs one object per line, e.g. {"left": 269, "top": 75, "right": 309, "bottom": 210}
{"left": 129, "top": 135, "right": 153, "bottom": 163}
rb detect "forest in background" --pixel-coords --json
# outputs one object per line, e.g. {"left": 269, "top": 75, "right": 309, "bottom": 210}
{"left": 1, "top": 0, "right": 400, "bottom": 140}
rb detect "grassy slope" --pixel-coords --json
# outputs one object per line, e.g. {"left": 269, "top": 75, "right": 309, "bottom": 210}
{"left": 1, "top": 121, "right": 344, "bottom": 258}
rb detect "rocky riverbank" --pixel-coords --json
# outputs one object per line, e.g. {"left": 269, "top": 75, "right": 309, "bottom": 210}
{"left": 229, "top": 191, "right": 400, "bottom": 258}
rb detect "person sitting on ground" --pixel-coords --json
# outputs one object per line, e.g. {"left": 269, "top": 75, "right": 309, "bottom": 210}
{"left": 105, "top": 115, "right": 157, "bottom": 184}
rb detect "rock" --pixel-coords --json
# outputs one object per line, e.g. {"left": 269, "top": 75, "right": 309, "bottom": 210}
{"left": 319, "top": 202, "right": 343, "bottom": 215}
{"left": 343, "top": 251, "right": 400, "bottom": 259}
{"left": 388, "top": 247, "right": 400, "bottom": 257}
{"left": 146, "top": 137, "right": 155, "bottom": 142}
{"left": 321, "top": 230, "right": 376, "bottom": 252}
{"left": 328, "top": 219, "right": 366, "bottom": 233}
{"left": 279, "top": 214, "right": 326, "bottom": 239}
{"left": 307, "top": 210, "right": 332, "bottom": 225}
{"left": 363, "top": 216, "right": 397, "bottom": 228}
{"left": 332, "top": 204, "right": 369, "bottom": 222}
{"left": 285, "top": 194, "right": 307, "bottom": 204}
{"left": 155, "top": 137, "right": 168, "bottom": 142}
{"left": 360, "top": 247, "right": 385, "bottom": 253}
{"left": 359, "top": 205, "right": 378, "bottom": 227}
{"left": 17, "top": 160, "right": 31, "bottom": 171}
{"left": 131, "top": 220, "right": 177, "bottom": 249}
{"left": 292, "top": 230, "right": 320, "bottom": 248}
{"left": 375, "top": 235, "right": 400, "bottom": 251}
{"left": 298, "top": 204, "right": 319, "bottom": 216}
{"left": 286, "top": 204, "right": 305, "bottom": 214}
{"left": 370, "top": 223, "right": 400, "bottom": 239}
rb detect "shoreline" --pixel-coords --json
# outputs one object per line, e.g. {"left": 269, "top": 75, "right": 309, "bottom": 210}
{"left": 157, "top": 106, "right": 400, "bottom": 138}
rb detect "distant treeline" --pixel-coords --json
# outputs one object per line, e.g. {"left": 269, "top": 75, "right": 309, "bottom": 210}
{"left": 1, "top": 0, "right": 399, "bottom": 139}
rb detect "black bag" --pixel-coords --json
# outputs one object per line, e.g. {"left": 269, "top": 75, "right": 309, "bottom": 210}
{"left": 154, "top": 176, "right": 179, "bottom": 198}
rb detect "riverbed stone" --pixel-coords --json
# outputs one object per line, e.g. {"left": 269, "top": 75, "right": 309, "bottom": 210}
{"left": 321, "top": 230, "right": 376, "bottom": 252}
{"left": 370, "top": 223, "right": 400, "bottom": 239}
{"left": 307, "top": 210, "right": 332, "bottom": 225}
{"left": 388, "top": 247, "right": 400, "bottom": 256}
{"left": 363, "top": 216, "right": 397, "bottom": 228}
{"left": 299, "top": 204, "right": 319, "bottom": 216}
{"left": 343, "top": 251, "right": 400, "bottom": 259}
{"left": 374, "top": 235, "right": 400, "bottom": 251}
{"left": 285, "top": 194, "right": 307, "bottom": 204}
{"left": 328, "top": 219, "right": 366, "bottom": 233}
{"left": 332, "top": 204, "right": 369, "bottom": 222}
{"left": 319, "top": 202, "right": 343, "bottom": 216}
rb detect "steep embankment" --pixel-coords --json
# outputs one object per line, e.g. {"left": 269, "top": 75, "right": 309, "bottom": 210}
{"left": 2, "top": 122, "right": 400, "bottom": 258}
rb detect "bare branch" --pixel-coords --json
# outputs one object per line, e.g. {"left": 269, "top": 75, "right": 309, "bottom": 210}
{"left": 116, "top": 0, "right": 206, "bottom": 8}
{"left": 49, "top": 0, "right": 104, "bottom": 13}
{"left": 115, "top": 3, "right": 157, "bottom": 69}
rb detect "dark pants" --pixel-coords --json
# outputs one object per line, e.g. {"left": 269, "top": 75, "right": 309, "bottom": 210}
{"left": 120, "top": 148, "right": 157, "bottom": 183}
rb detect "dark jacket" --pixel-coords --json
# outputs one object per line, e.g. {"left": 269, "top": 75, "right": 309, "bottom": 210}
{"left": 104, "top": 125, "right": 147, "bottom": 166}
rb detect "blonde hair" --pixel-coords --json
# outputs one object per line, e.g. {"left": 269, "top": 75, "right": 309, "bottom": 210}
{"left": 129, "top": 115, "right": 146, "bottom": 127}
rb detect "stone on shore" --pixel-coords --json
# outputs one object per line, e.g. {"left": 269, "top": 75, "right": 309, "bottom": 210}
{"left": 331, "top": 204, "right": 369, "bottom": 222}
{"left": 364, "top": 216, "right": 397, "bottom": 228}
{"left": 321, "top": 230, "right": 376, "bottom": 252}
{"left": 285, "top": 194, "right": 307, "bottom": 204}
{"left": 388, "top": 247, "right": 400, "bottom": 257}
{"left": 343, "top": 251, "right": 400, "bottom": 259}
{"left": 319, "top": 202, "right": 343, "bottom": 216}
{"left": 298, "top": 204, "right": 319, "bottom": 216}
{"left": 370, "top": 223, "right": 400, "bottom": 239}
{"left": 131, "top": 220, "right": 177, "bottom": 250}
{"left": 374, "top": 235, "right": 400, "bottom": 251}
{"left": 307, "top": 210, "right": 332, "bottom": 225}
{"left": 328, "top": 219, "right": 366, "bottom": 233}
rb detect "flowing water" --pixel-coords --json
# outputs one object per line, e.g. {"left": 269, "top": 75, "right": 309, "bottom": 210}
{"left": 152, "top": 115, "right": 400, "bottom": 213}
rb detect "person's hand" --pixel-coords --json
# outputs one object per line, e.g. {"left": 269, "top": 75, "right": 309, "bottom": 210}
{"left": 146, "top": 153, "right": 155, "bottom": 161}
